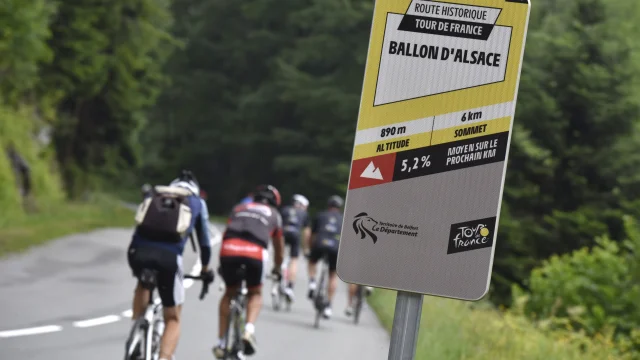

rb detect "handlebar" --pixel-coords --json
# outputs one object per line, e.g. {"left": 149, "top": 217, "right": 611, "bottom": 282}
{"left": 184, "top": 274, "right": 211, "bottom": 300}
{"left": 266, "top": 272, "right": 283, "bottom": 282}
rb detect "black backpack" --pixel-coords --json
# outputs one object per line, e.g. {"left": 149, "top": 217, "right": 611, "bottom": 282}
{"left": 134, "top": 185, "right": 193, "bottom": 243}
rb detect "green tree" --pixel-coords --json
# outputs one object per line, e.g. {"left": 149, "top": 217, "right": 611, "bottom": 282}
{"left": 493, "top": 0, "right": 640, "bottom": 303}
{"left": 0, "top": 0, "right": 54, "bottom": 104}
{"left": 41, "top": 0, "right": 178, "bottom": 195}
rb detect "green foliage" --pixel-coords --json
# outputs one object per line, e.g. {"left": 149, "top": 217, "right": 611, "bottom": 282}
{"left": 143, "top": 0, "right": 373, "bottom": 213}
{"left": 42, "top": 0, "right": 179, "bottom": 196}
{"left": 0, "top": 104, "right": 65, "bottom": 222}
{"left": 514, "top": 216, "right": 640, "bottom": 356}
{"left": 0, "top": 0, "right": 55, "bottom": 103}
{"left": 493, "top": 0, "right": 640, "bottom": 303}
{"left": 369, "top": 289, "right": 626, "bottom": 360}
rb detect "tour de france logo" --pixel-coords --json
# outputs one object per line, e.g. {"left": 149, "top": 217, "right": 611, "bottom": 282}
{"left": 353, "top": 212, "right": 379, "bottom": 244}
{"left": 447, "top": 217, "right": 497, "bottom": 254}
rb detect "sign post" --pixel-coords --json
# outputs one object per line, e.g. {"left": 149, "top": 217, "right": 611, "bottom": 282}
{"left": 336, "top": 1, "right": 531, "bottom": 358}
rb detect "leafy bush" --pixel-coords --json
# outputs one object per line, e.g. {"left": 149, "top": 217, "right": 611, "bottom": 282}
{"left": 513, "top": 216, "right": 640, "bottom": 357}
{"left": 0, "top": 104, "right": 65, "bottom": 223}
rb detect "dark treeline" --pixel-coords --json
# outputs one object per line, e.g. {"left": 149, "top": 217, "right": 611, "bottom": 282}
{"left": 4, "top": 0, "right": 640, "bottom": 311}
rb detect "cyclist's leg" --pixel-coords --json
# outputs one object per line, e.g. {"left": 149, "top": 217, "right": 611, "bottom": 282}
{"left": 217, "top": 257, "right": 242, "bottom": 350}
{"left": 286, "top": 233, "right": 301, "bottom": 289}
{"left": 127, "top": 244, "right": 150, "bottom": 320}
{"left": 307, "top": 246, "right": 322, "bottom": 298}
{"left": 327, "top": 249, "right": 339, "bottom": 308}
{"left": 345, "top": 284, "right": 359, "bottom": 316}
{"left": 242, "top": 251, "right": 267, "bottom": 355}
{"left": 245, "top": 254, "right": 265, "bottom": 325}
{"left": 156, "top": 251, "right": 185, "bottom": 360}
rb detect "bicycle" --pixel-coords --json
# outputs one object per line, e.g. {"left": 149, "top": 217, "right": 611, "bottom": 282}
{"left": 311, "top": 251, "right": 331, "bottom": 329}
{"left": 124, "top": 269, "right": 209, "bottom": 360}
{"left": 270, "top": 254, "right": 290, "bottom": 312}
{"left": 219, "top": 264, "right": 249, "bottom": 360}
{"left": 353, "top": 285, "right": 366, "bottom": 325}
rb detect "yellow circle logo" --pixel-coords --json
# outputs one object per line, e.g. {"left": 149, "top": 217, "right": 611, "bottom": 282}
{"left": 480, "top": 228, "right": 490, "bottom": 237}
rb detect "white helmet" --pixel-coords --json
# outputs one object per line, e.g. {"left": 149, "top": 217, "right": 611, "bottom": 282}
{"left": 292, "top": 194, "right": 310, "bottom": 208}
{"left": 170, "top": 179, "right": 199, "bottom": 196}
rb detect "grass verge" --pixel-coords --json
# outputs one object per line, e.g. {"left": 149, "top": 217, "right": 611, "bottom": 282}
{"left": 0, "top": 194, "right": 134, "bottom": 257}
{"left": 368, "top": 289, "right": 624, "bottom": 360}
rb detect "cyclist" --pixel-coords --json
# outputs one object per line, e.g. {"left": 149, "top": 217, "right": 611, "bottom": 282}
{"left": 239, "top": 191, "right": 253, "bottom": 205}
{"left": 127, "top": 170, "right": 214, "bottom": 360}
{"left": 305, "top": 195, "right": 344, "bottom": 319}
{"left": 277, "top": 194, "right": 311, "bottom": 302}
{"left": 214, "top": 184, "right": 285, "bottom": 358}
{"left": 141, "top": 183, "right": 152, "bottom": 198}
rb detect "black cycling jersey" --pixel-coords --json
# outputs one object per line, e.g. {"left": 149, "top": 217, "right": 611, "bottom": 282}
{"left": 280, "top": 205, "right": 310, "bottom": 235}
{"left": 311, "top": 209, "right": 343, "bottom": 251}
{"left": 224, "top": 202, "right": 283, "bottom": 248}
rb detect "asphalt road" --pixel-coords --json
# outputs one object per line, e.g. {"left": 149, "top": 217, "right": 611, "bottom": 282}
{"left": 0, "top": 225, "right": 389, "bottom": 359}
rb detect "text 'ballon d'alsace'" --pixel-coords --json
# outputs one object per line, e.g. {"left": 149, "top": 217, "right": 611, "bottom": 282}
{"left": 337, "top": 0, "right": 531, "bottom": 301}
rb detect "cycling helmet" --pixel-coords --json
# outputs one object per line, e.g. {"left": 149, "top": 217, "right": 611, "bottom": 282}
{"left": 327, "top": 195, "right": 344, "bottom": 208}
{"left": 170, "top": 169, "right": 199, "bottom": 195}
{"left": 253, "top": 184, "right": 281, "bottom": 207}
{"left": 141, "top": 183, "right": 152, "bottom": 196}
{"left": 292, "top": 194, "right": 310, "bottom": 208}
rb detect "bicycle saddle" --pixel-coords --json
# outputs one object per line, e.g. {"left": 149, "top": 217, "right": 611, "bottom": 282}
{"left": 140, "top": 268, "right": 159, "bottom": 290}
{"left": 235, "top": 264, "right": 247, "bottom": 280}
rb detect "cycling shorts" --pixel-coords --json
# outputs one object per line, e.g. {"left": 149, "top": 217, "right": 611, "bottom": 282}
{"left": 309, "top": 245, "right": 338, "bottom": 272}
{"left": 284, "top": 232, "right": 301, "bottom": 258}
{"left": 127, "top": 244, "right": 184, "bottom": 307}
{"left": 219, "top": 238, "right": 268, "bottom": 290}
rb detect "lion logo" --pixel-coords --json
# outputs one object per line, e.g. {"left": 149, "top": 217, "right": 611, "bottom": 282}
{"left": 352, "top": 212, "right": 379, "bottom": 244}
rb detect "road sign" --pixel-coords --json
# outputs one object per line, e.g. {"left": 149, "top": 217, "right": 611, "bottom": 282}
{"left": 337, "top": 0, "right": 531, "bottom": 301}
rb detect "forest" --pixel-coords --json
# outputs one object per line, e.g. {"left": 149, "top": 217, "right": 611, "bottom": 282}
{"left": 2, "top": 0, "right": 640, "bottom": 357}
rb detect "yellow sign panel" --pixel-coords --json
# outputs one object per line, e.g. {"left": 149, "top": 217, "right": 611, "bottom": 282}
{"left": 357, "top": 0, "right": 530, "bottom": 130}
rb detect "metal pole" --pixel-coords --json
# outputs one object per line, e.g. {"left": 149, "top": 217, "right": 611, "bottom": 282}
{"left": 388, "top": 291, "right": 424, "bottom": 360}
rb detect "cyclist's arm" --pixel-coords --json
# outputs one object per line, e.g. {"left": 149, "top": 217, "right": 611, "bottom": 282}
{"left": 195, "top": 198, "right": 212, "bottom": 271}
{"left": 302, "top": 213, "right": 312, "bottom": 253}
{"left": 272, "top": 213, "right": 285, "bottom": 268}
{"left": 272, "top": 231, "right": 285, "bottom": 269}
{"left": 305, "top": 216, "right": 318, "bottom": 254}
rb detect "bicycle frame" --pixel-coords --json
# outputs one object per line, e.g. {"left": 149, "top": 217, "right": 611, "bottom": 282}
{"left": 313, "top": 252, "right": 331, "bottom": 328}
{"left": 271, "top": 253, "right": 290, "bottom": 311}
{"left": 124, "top": 271, "right": 208, "bottom": 360}
{"left": 353, "top": 285, "right": 364, "bottom": 325}
{"left": 222, "top": 272, "right": 248, "bottom": 359}
{"left": 125, "top": 289, "right": 163, "bottom": 360}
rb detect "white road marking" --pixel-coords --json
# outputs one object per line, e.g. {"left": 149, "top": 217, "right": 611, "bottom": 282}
{"left": 184, "top": 259, "right": 202, "bottom": 289}
{"left": 72, "top": 315, "right": 121, "bottom": 328}
{"left": 0, "top": 325, "right": 63, "bottom": 338}
{"left": 0, "top": 221, "right": 224, "bottom": 339}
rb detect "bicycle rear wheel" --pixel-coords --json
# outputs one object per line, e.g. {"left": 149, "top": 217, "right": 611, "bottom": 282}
{"left": 222, "top": 303, "right": 236, "bottom": 359}
{"left": 313, "top": 262, "right": 327, "bottom": 328}
{"left": 354, "top": 286, "right": 364, "bottom": 325}
{"left": 271, "top": 281, "right": 282, "bottom": 311}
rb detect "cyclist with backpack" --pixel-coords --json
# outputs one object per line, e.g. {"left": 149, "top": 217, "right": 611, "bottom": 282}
{"left": 214, "top": 184, "right": 285, "bottom": 358}
{"left": 127, "top": 170, "right": 215, "bottom": 360}
{"left": 278, "top": 194, "right": 311, "bottom": 303}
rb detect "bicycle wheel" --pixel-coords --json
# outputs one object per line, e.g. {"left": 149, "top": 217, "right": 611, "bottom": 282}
{"left": 354, "top": 286, "right": 364, "bottom": 325}
{"left": 271, "top": 281, "right": 282, "bottom": 311}
{"left": 313, "top": 263, "right": 327, "bottom": 328}
{"left": 223, "top": 303, "right": 236, "bottom": 359}
{"left": 124, "top": 318, "right": 146, "bottom": 360}
{"left": 234, "top": 305, "right": 246, "bottom": 358}
{"left": 144, "top": 321, "right": 154, "bottom": 360}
